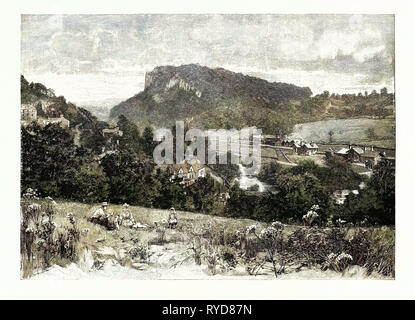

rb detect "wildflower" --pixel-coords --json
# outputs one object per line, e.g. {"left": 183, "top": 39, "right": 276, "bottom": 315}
{"left": 327, "top": 252, "right": 337, "bottom": 260}
{"left": 28, "top": 203, "right": 41, "bottom": 211}
{"left": 246, "top": 225, "right": 257, "bottom": 235}
{"left": 67, "top": 212, "right": 76, "bottom": 224}
{"left": 271, "top": 221, "right": 284, "bottom": 230}
{"left": 260, "top": 227, "right": 279, "bottom": 240}
{"left": 336, "top": 252, "right": 353, "bottom": 262}
{"left": 41, "top": 216, "right": 50, "bottom": 225}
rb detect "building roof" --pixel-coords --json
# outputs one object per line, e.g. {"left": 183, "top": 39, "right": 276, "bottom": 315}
{"left": 350, "top": 147, "right": 364, "bottom": 154}
{"left": 336, "top": 146, "right": 364, "bottom": 155}
{"left": 303, "top": 143, "right": 318, "bottom": 149}
{"left": 173, "top": 161, "right": 205, "bottom": 174}
{"left": 335, "top": 148, "right": 349, "bottom": 155}
{"left": 103, "top": 127, "right": 123, "bottom": 136}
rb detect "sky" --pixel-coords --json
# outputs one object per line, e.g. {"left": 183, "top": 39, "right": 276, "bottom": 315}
{"left": 21, "top": 14, "right": 395, "bottom": 106}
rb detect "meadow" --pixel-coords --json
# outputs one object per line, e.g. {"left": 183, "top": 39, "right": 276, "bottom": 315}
{"left": 21, "top": 198, "right": 395, "bottom": 280}
{"left": 289, "top": 118, "right": 395, "bottom": 148}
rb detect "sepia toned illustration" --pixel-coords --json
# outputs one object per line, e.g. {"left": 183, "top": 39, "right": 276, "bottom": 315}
{"left": 20, "top": 14, "right": 395, "bottom": 279}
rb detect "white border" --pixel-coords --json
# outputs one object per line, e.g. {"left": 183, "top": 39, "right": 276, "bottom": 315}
{"left": 1, "top": 0, "right": 414, "bottom": 300}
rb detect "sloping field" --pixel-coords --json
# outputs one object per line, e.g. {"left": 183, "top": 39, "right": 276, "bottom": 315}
{"left": 289, "top": 118, "right": 395, "bottom": 148}
{"left": 27, "top": 200, "right": 393, "bottom": 280}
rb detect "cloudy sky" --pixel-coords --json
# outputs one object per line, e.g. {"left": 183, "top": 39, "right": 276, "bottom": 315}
{"left": 21, "top": 14, "right": 394, "bottom": 106}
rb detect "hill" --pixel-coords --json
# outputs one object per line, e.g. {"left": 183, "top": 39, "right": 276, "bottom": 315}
{"left": 109, "top": 64, "right": 312, "bottom": 131}
{"left": 21, "top": 75, "right": 103, "bottom": 129}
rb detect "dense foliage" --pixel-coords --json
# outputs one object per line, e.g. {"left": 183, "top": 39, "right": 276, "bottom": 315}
{"left": 21, "top": 118, "right": 224, "bottom": 214}
{"left": 227, "top": 156, "right": 394, "bottom": 225}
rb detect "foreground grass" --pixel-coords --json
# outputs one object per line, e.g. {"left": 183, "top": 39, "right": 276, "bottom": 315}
{"left": 24, "top": 200, "right": 394, "bottom": 279}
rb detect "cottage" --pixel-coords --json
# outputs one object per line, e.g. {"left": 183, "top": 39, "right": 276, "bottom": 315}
{"left": 172, "top": 161, "right": 206, "bottom": 186}
{"left": 287, "top": 140, "right": 302, "bottom": 153}
{"left": 299, "top": 143, "right": 319, "bottom": 156}
{"left": 21, "top": 104, "right": 37, "bottom": 123}
{"left": 102, "top": 127, "right": 123, "bottom": 137}
{"left": 335, "top": 146, "right": 364, "bottom": 162}
{"left": 262, "top": 134, "right": 277, "bottom": 145}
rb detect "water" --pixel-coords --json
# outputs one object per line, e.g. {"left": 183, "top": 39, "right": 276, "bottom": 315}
{"left": 237, "top": 164, "right": 267, "bottom": 192}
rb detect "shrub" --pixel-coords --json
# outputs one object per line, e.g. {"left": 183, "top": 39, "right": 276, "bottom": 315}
{"left": 20, "top": 190, "right": 80, "bottom": 278}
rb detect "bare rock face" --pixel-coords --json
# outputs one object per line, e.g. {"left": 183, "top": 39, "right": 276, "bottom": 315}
{"left": 110, "top": 64, "right": 312, "bottom": 128}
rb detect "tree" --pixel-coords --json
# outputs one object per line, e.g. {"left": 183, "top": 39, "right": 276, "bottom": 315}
{"left": 187, "top": 176, "right": 222, "bottom": 213}
{"left": 341, "top": 160, "right": 395, "bottom": 225}
{"left": 117, "top": 115, "right": 143, "bottom": 154}
{"left": 100, "top": 151, "right": 157, "bottom": 206}
{"left": 21, "top": 123, "right": 84, "bottom": 198}
{"left": 141, "top": 126, "right": 156, "bottom": 157}
{"left": 80, "top": 128, "right": 107, "bottom": 154}
{"left": 72, "top": 162, "right": 109, "bottom": 203}
{"left": 366, "top": 127, "right": 378, "bottom": 140}
{"left": 270, "top": 172, "right": 333, "bottom": 223}
{"left": 328, "top": 130, "right": 334, "bottom": 143}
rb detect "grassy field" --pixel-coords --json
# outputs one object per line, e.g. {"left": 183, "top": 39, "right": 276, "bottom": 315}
{"left": 24, "top": 200, "right": 394, "bottom": 280}
{"left": 289, "top": 118, "right": 395, "bottom": 148}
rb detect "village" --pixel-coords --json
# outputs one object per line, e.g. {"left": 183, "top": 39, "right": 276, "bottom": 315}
{"left": 20, "top": 97, "right": 396, "bottom": 210}
{"left": 21, "top": 100, "right": 70, "bottom": 129}
{"left": 261, "top": 134, "right": 395, "bottom": 205}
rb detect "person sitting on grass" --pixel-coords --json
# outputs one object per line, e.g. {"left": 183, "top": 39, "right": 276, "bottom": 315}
{"left": 168, "top": 207, "right": 178, "bottom": 229}
{"left": 91, "top": 202, "right": 108, "bottom": 220}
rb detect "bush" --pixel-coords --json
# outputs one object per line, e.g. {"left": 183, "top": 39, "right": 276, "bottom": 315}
{"left": 20, "top": 190, "right": 80, "bottom": 278}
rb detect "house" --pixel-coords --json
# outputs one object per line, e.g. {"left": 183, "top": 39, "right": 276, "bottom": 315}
{"left": 171, "top": 161, "right": 206, "bottom": 186}
{"left": 21, "top": 104, "right": 37, "bottom": 123}
{"left": 262, "top": 134, "right": 277, "bottom": 145}
{"left": 285, "top": 139, "right": 302, "bottom": 153}
{"left": 299, "top": 142, "right": 319, "bottom": 155}
{"left": 102, "top": 127, "right": 123, "bottom": 137}
{"left": 362, "top": 150, "right": 395, "bottom": 168}
{"left": 335, "top": 146, "right": 364, "bottom": 162}
{"left": 37, "top": 114, "right": 70, "bottom": 129}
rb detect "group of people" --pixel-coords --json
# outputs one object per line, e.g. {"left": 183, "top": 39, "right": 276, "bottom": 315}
{"left": 90, "top": 202, "right": 178, "bottom": 230}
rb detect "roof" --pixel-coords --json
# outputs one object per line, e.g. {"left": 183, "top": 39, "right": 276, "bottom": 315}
{"left": 103, "top": 127, "right": 123, "bottom": 136}
{"left": 303, "top": 143, "right": 318, "bottom": 149}
{"left": 173, "top": 161, "right": 205, "bottom": 174}
{"left": 335, "top": 148, "right": 349, "bottom": 155}
{"left": 335, "top": 146, "right": 364, "bottom": 155}
{"left": 360, "top": 150, "right": 382, "bottom": 158}
{"left": 350, "top": 147, "right": 364, "bottom": 154}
